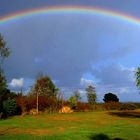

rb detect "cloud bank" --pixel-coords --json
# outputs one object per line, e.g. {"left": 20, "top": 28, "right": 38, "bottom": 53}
{"left": 0, "top": 14, "right": 139, "bottom": 101}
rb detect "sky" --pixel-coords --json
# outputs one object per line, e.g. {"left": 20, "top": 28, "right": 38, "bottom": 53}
{"left": 0, "top": 0, "right": 140, "bottom": 102}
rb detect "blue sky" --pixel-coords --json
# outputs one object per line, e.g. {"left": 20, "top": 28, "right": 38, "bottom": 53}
{"left": 0, "top": 0, "right": 140, "bottom": 102}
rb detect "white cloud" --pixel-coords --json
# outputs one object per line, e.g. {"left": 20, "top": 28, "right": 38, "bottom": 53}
{"left": 9, "top": 78, "right": 24, "bottom": 88}
{"left": 80, "top": 78, "right": 94, "bottom": 87}
{"left": 119, "top": 87, "right": 130, "bottom": 93}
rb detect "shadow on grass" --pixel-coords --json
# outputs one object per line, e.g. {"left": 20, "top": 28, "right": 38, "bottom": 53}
{"left": 108, "top": 111, "right": 140, "bottom": 118}
{"left": 0, "top": 127, "right": 16, "bottom": 136}
{"left": 0, "top": 128, "right": 9, "bottom": 136}
{"left": 89, "top": 133, "right": 124, "bottom": 140}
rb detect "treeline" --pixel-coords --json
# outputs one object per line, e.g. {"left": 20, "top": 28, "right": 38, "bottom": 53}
{"left": 0, "top": 74, "right": 140, "bottom": 119}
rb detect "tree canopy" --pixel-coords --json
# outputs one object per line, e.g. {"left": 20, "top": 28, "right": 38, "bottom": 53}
{"left": 32, "top": 75, "right": 58, "bottom": 97}
{"left": 103, "top": 93, "right": 119, "bottom": 102}
{"left": 73, "top": 90, "right": 81, "bottom": 102}
{"left": 86, "top": 85, "right": 97, "bottom": 104}
{"left": 0, "top": 33, "right": 10, "bottom": 93}
{"left": 135, "top": 67, "right": 140, "bottom": 90}
{"left": 0, "top": 34, "right": 10, "bottom": 70}
{"left": 0, "top": 34, "right": 10, "bottom": 95}
{"left": 0, "top": 34, "right": 12, "bottom": 117}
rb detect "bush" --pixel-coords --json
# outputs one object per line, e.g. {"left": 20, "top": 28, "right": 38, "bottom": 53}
{"left": 3, "top": 99, "right": 18, "bottom": 117}
{"left": 38, "top": 96, "right": 62, "bottom": 113}
{"left": 90, "top": 103, "right": 105, "bottom": 111}
{"left": 103, "top": 102, "right": 121, "bottom": 110}
{"left": 16, "top": 95, "right": 64, "bottom": 114}
{"left": 16, "top": 95, "right": 27, "bottom": 113}
{"left": 68, "top": 96, "right": 77, "bottom": 109}
{"left": 119, "top": 103, "right": 137, "bottom": 110}
{"left": 76, "top": 102, "right": 91, "bottom": 112}
{"left": 132, "top": 103, "right": 140, "bottom": 109}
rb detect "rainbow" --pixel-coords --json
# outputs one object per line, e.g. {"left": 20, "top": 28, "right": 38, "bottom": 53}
{"left": 0, "top": 6, "right": 140, "bottom": 25}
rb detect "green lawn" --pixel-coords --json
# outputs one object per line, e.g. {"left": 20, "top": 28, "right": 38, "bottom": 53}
{"left": 0, "top": 110, "right": 140, "bottom": 140}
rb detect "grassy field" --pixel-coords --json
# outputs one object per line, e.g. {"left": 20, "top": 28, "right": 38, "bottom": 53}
{"left": 0, "top": 110, "right": 140, "bottom": 140}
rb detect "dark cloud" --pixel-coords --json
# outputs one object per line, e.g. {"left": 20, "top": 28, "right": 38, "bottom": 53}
{"left": 0, "top": 14, "right": 139, "bottom": 98}
{"left": 92, "top": 64, "right": 135, "bottom": 87}
{"left": 90, "top": 64, "right": 140, "bottom": 102}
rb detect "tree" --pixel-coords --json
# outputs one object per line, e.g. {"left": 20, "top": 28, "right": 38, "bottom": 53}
{"left": 68, "top": 96, "right": 77, "bottom": 109}
{"left": 0, "top": 34, "right": 10, "bottom": 71}
{"left": 0, "top": 72, "right": 7, "bottom": 112}
{"left": 73, "top": 90, "right": 81, "bottom": 102}
{"left": 68, "top": 91, "right": 81, "bottom": 109}
{"left": 86, "top": 85, "right": 97, "bottom": 104}
{"left": 33, "top": 75, "right": 58, "bottom": 97}
{"left": 103, "top": 93, "right": 119, "bottom": 102}
{"left": 0, "top": 33, "right": 10, "bottom": 96}
{"left": 31, "top": 75, "right": 58, "bottom": 114}
{"left": 0, "top": 72, "right": 7, "bottom": 93}
{"left": 135, "top": 67, "right": 140, "bottom": 90}
{"left": 3, "top": 98, "right": 18, "bottom": 117}
{"left": 0, "top": 34, "right": 11, "bottom": 116}
{"left": 0, "top": 34, "right": 10, "bottom": 91}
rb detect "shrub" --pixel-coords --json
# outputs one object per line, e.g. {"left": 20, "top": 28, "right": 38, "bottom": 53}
{"left": 16, "top": 95, "right": 27, "bottom": 113}
{"left": 132, "top": 103, "right": 140, "bottom": 109}
{"left": 119, "top": 103, "right": 137, "bottom": 110}
{"left": 103, "top": 102, "right": 121, "bottom": 110}
{"left": 76, "top": 102, "right": 91, "bottom": 112}
{"left": 16, "top": 95, "right": 64, "bottom": 114}
{"left": 38, "top": 96, "right": 62, "bottom": 113}
{"left": 90, "top": 103, "right": 105, "bottom": 111}
{"left": 3, "top": 99, "right": 18, "bottom": 117}
{"left": 68, "top": 96, "right": 77, "bottom": 109}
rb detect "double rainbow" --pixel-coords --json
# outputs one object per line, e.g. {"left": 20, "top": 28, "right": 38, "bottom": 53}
{"left": 0, "top": 6, "right": 140, "bottom": 25}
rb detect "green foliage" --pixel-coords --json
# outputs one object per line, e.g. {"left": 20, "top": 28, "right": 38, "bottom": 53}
{"left": 0, "top": 33, "right": 10, "bottom": 68}
{"left": 68, "top": 91, "right": 81, "bottom": 109}
{"left": 0, "top": 88, "right": 17, "bottom": 113}
{"left": 0, "top": 89, "right": 10, "bottom": 114}
{"left": 135, "top": 67, "right": 140, "bottom": 89}
{"left": 86, "top": 85, "right": 97, "bottom": 104}
{"left": 73, "top": 90, "right": 81, "bottom": 101}
{"left": 0, "top": 72, "right": 8, "bottom": 114}
{"left": 0, "top": 88, "right": 10, "bottom": 102}
{"left": 0, "top": 33, "right": 11, "bottom": 117}
{"left": 103, "top": 93, "right": 119, "bottom": 102}
{"left": 3, "top": 99, "right": 18, "bottom": 117}
{"left": 68, "top": 96, "right": 77, "bottom": 109}
{"left": 32, "top": 75, "right": 58, "bottom": 97}
{"left": 0, "top": 72, "right": 7, "bottom": 93}
{"left": 0, "top": 33, "right": 11, "bottom": 100}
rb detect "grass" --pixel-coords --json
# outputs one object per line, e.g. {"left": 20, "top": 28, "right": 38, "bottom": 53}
{"left": 0, "top": 110, "right": 140, "bottom": 140}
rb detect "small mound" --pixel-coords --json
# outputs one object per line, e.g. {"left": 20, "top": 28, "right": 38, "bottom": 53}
{"left": 59, "top": 106, "right": 73, "bottom": 113}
